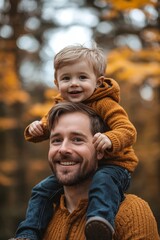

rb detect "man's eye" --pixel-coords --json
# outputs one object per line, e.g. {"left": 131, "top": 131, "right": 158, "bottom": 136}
{"left": 51, "top": 138, "right": 62, "bottom": 144}
{"left": 72, "top": 137, "right": 83, "bottom": 143}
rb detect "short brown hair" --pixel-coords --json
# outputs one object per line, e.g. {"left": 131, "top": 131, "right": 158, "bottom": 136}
{"left": 54, "top": 43, "right": 106, "bottom": 80}
{"left": 48, "top": 102, "right": 109, "bottom": 135}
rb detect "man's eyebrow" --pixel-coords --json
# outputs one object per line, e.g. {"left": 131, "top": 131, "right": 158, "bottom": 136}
{"left": 71, "top": 131, "right": 88, "bottom": 138}
{"left": 50, "top": 131, "right": 88, "bottom": 138}
{"left": 50, "top": 133, "right": 61, "bottom": 138}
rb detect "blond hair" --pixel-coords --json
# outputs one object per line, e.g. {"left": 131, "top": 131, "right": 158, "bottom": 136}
{"left": 54, "top": 43, "right": 106, "bottom": 79}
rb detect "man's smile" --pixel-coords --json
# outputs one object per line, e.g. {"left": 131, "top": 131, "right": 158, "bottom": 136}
{"left": 59, "top": 161, "right": 77, "bottom": 166}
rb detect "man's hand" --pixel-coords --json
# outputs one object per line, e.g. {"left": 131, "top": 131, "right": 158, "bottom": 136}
{"left": 28, "top": 120, "right": 44, "bottom": 136}
{"left": 93, "top": 132, "right": 112, "bottom": 152}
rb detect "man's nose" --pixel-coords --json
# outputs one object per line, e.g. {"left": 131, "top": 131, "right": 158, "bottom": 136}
{"left": 58, "top": 140, "right": 71, "bottom": 154}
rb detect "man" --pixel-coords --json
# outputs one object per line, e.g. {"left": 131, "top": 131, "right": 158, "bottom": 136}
{"left": 11, "top": 102, "right": 159, "bottom": 240}
{"left": 43, "top": 102, "right": 159, "bottom": 240}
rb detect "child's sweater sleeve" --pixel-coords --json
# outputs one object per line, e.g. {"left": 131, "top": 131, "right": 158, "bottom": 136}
{"left": 93, "top": 97, "right": 137, "bottom": 153}
{"left": 24, "top": 112, "right": 50, "bottom": 143}
{"left": 24, "top": 94, "right": 63, "bottom": 143}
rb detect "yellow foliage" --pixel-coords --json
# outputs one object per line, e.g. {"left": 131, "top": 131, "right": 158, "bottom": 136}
{"left": 25, "top": 89, "right": 58, "bottom": 118}
{"left": 0, "top": 174, "right": 16, "bottom": 187}
{"left": 44, "top": 88, "right": 59, "bottom": 100}
{"left": 0, "top": 53, "right": 20, "bottom": 90}
{"left": 0, "top": 90, "right": 30, "bottom": 105}
{"left": 27, "top": 102, "right": 53, "bottom": 118}
{"left": 0, "top": 160, "right": 17, "bottom": 187}
{"left": 0, "top": 51, "right": 30, "bottom": 105}
{"left": 0, "top": 117, "right": 18, "bottom": 130}
{"left": 0, "top": 160, "right": 18, "bottom": 173}
{"left": 141, "top": 29, "right": 160, "bottom": 43}
{"left": 101, "top": 9, "right": 119, "bottom": 20}
{"left": 106, "top": 0, "right": 157, "bottom": 10}
{"left": 106, "top": 47, "right": 160, "bottom": 84}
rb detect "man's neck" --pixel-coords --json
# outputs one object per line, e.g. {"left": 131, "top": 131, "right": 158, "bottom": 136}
{"left": 63, "top": 179, "right": 91, "bottom": 213}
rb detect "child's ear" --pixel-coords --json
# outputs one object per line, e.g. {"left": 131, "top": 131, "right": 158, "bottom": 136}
{"left": 97, "top": 76, "right": 105, "bottom": 87}
{"left": 54, "top": 79, "right": 59, "bottom": 88}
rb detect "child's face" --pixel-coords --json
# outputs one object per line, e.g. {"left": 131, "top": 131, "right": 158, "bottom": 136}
{"left": 56, "top": 60, "right": 100, "bottom": 102}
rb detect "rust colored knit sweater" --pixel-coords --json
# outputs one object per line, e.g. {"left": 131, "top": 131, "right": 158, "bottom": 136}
{"left": 43, "top": 194, "right": 159, "bottom": 240}
{"left": 24, "top": 78, "right": 138, "bottom": 172}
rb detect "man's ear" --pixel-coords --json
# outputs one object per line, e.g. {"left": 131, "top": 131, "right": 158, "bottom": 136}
{"left": 97, "top": 151, "right": 104, "bottom": 161}
{"left": 54, "top": 79, "right": 59, "bottom": 88}
{"left": 97, "top": 76, "right": 105, "bottom": 88}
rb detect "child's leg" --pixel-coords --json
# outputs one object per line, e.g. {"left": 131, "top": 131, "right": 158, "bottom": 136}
{"left": 15, "top": 175, "right": 63, "bottom": 240}
{"left": 85, "top": 165, "right": 131, "bottom": 240}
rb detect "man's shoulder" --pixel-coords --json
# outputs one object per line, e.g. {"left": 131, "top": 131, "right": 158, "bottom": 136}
{"left": 118, "top": 194, "right": 152, "bottom": 217}
{"left": 115, "top": 194, "right": 159, "bottom": 240}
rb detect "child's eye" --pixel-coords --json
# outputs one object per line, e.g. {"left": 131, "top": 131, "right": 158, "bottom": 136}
{"left": 79, "top": 75, "right": 87, "bottom": 80}
{"left": 61, "top": 76, "right": 70, "bottom": 81}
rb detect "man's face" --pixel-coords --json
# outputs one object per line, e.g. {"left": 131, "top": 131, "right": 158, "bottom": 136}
{"left": 48, "top": 112, "right": 102, "bottom": 186}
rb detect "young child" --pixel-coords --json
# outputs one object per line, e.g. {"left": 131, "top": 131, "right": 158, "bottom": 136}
{"left": 15, "top": 44, "right": 138, "bottom": 240}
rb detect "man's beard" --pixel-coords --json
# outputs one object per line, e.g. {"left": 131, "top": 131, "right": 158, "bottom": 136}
{"left": 55, "top": 167, "right": 95, "bottom": 186}
{"left": 52, "top": 154, "right": 96, "bottom": 186}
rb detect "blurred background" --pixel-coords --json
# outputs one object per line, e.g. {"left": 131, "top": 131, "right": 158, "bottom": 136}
{"left": 0, "top": 0, "right": 159, "bottom": 239}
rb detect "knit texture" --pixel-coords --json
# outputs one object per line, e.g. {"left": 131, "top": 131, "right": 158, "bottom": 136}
{"left": 43, "top": 194, "right": 159, "bottom": 240}
{"left": 24, "top": 78, "right": 138, "bottom": 172}
{"left": 114, "top": 194, "right": 160, "bottom": 240}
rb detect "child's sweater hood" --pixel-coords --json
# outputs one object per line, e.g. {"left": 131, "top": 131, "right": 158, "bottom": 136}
{"left": 85, "top": 78, "right": 120, "bottom": 104}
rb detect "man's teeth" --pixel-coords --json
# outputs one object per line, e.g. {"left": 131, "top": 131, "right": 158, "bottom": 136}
{"left": 60, "top": 162, "right": 76, "bottom": 166}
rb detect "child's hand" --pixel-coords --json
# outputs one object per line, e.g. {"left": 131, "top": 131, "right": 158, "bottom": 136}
{"left": 93, "top": 132, "right": 112, "bottom": 152}
{"left": 28, "top": 120, "right": 44, "bottom": 137}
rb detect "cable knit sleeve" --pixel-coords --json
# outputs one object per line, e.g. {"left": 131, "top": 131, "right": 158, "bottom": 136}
{"left": 91, "top": 97, "right": 137, "bottom": 153}
{"left": 115, "top": 194, "right": 160, "bottom": 240}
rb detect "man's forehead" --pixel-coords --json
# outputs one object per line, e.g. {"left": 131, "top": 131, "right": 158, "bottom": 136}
{"left": 50, "top": 112, "right": 92, "bottom": 136}
{"left": 50, "top": 129, "right": 88, "bottom": 138}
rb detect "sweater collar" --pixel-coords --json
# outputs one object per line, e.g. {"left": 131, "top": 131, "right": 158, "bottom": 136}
{"left": 60, "top": 195, "right": 88, "bottom": 214}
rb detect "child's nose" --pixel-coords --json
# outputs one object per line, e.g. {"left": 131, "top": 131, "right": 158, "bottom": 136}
{"left": 70, "top": 78, "right": 79, "bottom": 86}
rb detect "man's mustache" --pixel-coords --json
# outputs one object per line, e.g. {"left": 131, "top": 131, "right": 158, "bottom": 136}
{"left": 54, "top": 154, "right": 81, "bottom": 163}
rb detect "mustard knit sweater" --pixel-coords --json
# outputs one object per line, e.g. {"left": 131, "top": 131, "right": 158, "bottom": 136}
{"left": 43, "top": 194, "right": 159, "bottom": 240}
{"left": 24, "top": 78, "right": 138, "bottom": 172}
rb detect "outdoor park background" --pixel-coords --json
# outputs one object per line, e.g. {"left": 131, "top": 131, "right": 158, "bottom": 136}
{"left": 0, "top": 0, "right": 159, "bottom": 239}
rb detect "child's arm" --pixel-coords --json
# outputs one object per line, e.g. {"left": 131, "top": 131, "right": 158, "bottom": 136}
{"left": 24, "top": 94, "right": 64, "bottom": 143}
{"left": 15, "top": 175, "right": 63, "bottom": 240}
{"left": 24, "top": 113, "right": 50, "bottom": 143}
{"left": 95, "top": 98, "right": 137, "bottom": 154}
